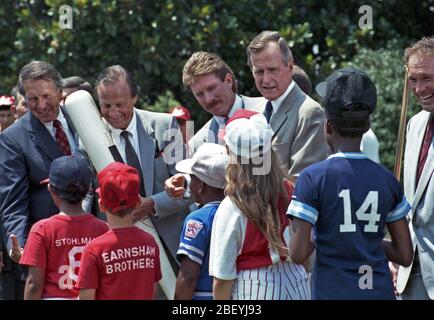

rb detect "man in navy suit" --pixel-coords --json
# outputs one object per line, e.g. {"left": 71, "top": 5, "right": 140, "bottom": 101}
{"left": 0, "top": 61, "right": 81, "bottom": 299}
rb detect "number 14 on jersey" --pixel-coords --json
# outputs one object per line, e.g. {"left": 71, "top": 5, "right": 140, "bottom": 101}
{"left": 339, "top": 189, "right": 380, "bottom": 233}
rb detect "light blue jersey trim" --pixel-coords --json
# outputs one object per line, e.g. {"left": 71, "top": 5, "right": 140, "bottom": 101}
{"left": 287, "top": 200, "right": 319, "bottom": 225}
{"left": 179, "top": 243, "right": 205, "bottom": 257}
{"left": 386, "top": 197, "right": 411, "bottom": 223}
{"left": 176, "top": 249, "right": 203, "bottom": 265}
{"left": 327, "top": 152, "right": 368, "bottom": 160}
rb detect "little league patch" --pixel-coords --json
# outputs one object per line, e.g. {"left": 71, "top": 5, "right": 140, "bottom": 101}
{"left": 185, "top": 219, "right": 203, "bottom": 239}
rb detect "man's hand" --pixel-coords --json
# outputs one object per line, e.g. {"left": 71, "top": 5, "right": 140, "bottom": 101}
{"left": 389, "top": 261, "right": 399, "bottom": 296}
{"left": 164, "top": 174, "right": 186, "bottom": 199}
{"left": 9, "top": 234, "right": 24, "bottom": 263}
{"left": 132, "top": 197, "right": 156, "bottom": 222}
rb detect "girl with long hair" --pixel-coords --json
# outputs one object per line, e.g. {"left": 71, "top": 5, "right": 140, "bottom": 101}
{"left": 209, "top": 111, "right": 310, "bottom": 300}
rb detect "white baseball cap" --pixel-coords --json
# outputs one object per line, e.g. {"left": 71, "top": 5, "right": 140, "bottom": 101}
{"left": 224, "top": 112, "right": 272, "bottom": 159}
{"left": 175, "top": 143, "right": 229, "bottom": 189}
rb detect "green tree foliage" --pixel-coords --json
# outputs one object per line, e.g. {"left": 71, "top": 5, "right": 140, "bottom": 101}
{"left": 1, "top": 0, "right": 433, "bottom": 170}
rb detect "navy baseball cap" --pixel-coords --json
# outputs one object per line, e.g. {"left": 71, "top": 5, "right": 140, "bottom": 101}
{"left": 316, "top": 67, "right": 377, "bottom": 117}
{"left": 41, "top": 155, "right": 91, "bottom": 193}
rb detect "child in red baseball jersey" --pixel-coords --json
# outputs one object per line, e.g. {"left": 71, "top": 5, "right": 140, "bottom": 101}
{"left": 77, "top": 162, "right": 161, "bottom": 300}
{"left": 19, "top": 155, "right": 109, "bottom": 299}
{"left": 209, "top": 110, "right": 310, "bottom": 300}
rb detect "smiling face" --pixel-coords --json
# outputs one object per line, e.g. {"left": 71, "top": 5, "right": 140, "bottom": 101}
{"left": 23, "top": 79, "right": 62, "bottom": 123}
{"left": 189, "top": 72, "right": 235, "bottom": 117}
{"left": 408, "top": 53, "right": 434, "bottom": 113}
{"left": 97, "top": 78, "right": 137, "bottom": 130}
{"left": 250, "top": 42, "right": 293, "bottom": 101}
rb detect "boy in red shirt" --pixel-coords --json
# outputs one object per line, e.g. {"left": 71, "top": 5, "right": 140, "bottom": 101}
{"left": 19, "top": 155, "right": 109, "bottom": 299}
{"left": 77, "top": 162, "right": 162, "bottom": 300}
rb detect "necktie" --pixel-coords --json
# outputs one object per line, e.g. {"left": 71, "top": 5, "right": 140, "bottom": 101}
{"left": 120, "top": 131, "right": 146, "bottom": 196}
{"left": 53, "top": 120, "right": 71, "bottom": 155}
{"left": 217, "top": 116, "right": 229, "bottom": 145}
{"left": 416, "top": 115, "right": 434, "bottom": 185}
{"left": 264, "top": 101, "right": 273, "bottom": 123}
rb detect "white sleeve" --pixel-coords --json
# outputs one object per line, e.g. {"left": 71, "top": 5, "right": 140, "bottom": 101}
{"left": 209, "top": 197, "right": 245, "bottom": 280}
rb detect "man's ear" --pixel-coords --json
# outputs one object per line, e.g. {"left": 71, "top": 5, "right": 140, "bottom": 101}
{"left": 47, "top": 184, "right": 55, "bottom": 197}
{"left": 98, "top": 198, "right": 106, "bottom": 212}
{"left": 224, "top": 73, "right": 234, "bottom": 88}
{"left": 131, "top": 94, "right": 138, "bottom": 106}
{"left": 198, "top": 181, "right": 205, "bottom": 194}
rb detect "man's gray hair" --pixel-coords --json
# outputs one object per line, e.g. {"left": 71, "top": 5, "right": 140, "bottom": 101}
{"left": 18, "top": 61, "right": 63, "bottom": 95}
{"left": 246, "top": 31, "right": 293, "bottom": 69}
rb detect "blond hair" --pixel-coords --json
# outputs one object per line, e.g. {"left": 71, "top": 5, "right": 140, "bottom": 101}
{"left": 405, "top": 36, "right": 434, "bottom": 63}
{"left": 182, "top": 51, "right": 237, "bottom": 93}
{"left": 225, "top": 150, "right": 289, "bottom": 257}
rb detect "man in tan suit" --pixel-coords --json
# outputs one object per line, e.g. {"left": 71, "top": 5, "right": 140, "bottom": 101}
{"left": 246, "top": 31, "right": 329, "bottom": 180}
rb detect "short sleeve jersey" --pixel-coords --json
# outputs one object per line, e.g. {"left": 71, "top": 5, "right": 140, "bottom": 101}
{"left": 77, "top": 226, "right": 161, "bottom": 300}
{"left": 287, "top": 152, "right": 411, "bottom": 299}
{"left": 20, "top": 214, "right": 109, "bottom": 299}
{"left": 176, "top": 201, "right": 220, "bottom": 300}
{"left": 210, "top": 181, "right": 294, "bottom": 280}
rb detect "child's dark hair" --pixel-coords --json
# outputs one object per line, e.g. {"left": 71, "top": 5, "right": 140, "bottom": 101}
{"left": 326, "top": 103, "right": 370, "bottom": 138}
{"left": 50, "top": 183, "right": 88, "bottom": 204}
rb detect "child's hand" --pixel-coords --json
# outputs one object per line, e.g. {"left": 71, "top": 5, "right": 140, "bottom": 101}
{"left": 388, "top": 261, "right": 399, "bottom": 296}
{"left": 132, "top": 197, "right": 156, "bottom": 222}
{"left": 9, "top": 234, "right": 24, "bottom": 263}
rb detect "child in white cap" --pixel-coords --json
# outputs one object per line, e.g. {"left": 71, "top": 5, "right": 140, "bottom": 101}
{"left": 174, "top": 143, "right": 228, "bottom": 300}
{"left": 209, "top": 110, "right": 310, "bottom": 300}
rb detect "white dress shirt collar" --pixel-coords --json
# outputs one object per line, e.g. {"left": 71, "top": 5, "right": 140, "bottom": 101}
{"left": 270, "top": 80, "right": 295, "bottom": 113}
{"left": 108, "top": 111, "right": 140, "bottom": 164}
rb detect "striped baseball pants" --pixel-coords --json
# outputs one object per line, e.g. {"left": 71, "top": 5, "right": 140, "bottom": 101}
{"left": 232, "top": 260, "right": 311, "bottom": 300}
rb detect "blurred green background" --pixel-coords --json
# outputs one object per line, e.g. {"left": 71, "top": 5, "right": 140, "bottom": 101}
{"left": 1, "top": 0, "right": 433, "bottom": 171}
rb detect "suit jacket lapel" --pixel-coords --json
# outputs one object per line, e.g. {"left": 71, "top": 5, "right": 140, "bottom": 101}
{"left": 136, "top": 110, "right": 155, "bottom": 197}
{"left": 61, "top": 106, "right": 79, "bottom": 146}
{"left": 408, "top": 113, "right": 430, "bottom": 206}
{"left": 413, "top": 137, "right": 434, "bottom": 210}
{"left": 270, "top": 83, "right": 303, "bottom": 138}
{"left": 27, "top": 113, "right": 63, "bottom": 161}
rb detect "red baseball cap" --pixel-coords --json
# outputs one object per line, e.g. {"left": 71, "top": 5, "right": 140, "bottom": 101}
{"left": 96, "top": 162, "right": 140, "bottom": 213}
{"left": 218, "top": 109, "right": 259, "bottom": 141}
{"left": 170, "top": 106, "right": 191, "bottom": 121}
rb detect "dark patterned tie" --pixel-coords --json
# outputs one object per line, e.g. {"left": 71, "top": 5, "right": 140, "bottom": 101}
{"left": 120, "top": 131, "right": 146, "bottom": 196}
{"left": 53, "top": 120, "right": 71, "bottom": 155}
{"left": 416, "top": 115, "right": 434, "bottom": 185}
{"left": 264, "top": 100, "right": 273, "bottom": 123}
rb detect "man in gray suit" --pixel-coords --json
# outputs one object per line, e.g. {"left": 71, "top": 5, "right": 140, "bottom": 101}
{"left": 246, "top": 31, "right": 329, "bottom": 181}
{"left": 396, "top": 36, "right": 434, "bottom": 300}
{"left": 95, "top": 65, "right": 189, "bottom": 261}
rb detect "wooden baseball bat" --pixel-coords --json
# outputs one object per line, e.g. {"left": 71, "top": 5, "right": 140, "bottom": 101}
{"left": 394, "top": 66, "right": 410, "bottom": 181}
